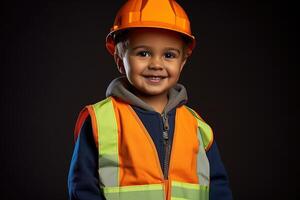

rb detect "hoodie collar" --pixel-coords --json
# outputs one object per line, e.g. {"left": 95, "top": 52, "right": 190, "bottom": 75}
{"left": 106, "top": 76, "right": 188, "bottom": 114}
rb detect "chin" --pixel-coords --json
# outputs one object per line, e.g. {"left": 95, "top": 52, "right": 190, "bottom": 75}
{"left": 143, "top": 89, "right": 169, "bottom": 96}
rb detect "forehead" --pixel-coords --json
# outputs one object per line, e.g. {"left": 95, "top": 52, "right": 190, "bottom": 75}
{"left": 126, "top": 28, "right": 184, "bottom": 49}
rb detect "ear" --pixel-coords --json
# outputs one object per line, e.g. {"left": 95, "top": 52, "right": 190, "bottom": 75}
{"left": 114, "top": 51, "right": 126, "bottom": 74}
{"left": 179, "top": 54, "right": 188, "bottom": 72}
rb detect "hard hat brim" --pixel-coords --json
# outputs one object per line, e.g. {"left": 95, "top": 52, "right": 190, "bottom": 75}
{"left": 106, "top": 25, "right": 196, "bottom": 56}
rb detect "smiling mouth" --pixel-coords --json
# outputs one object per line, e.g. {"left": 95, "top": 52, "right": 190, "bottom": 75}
{"left": 144, "top": 76, "right": 166, "bottom": 83}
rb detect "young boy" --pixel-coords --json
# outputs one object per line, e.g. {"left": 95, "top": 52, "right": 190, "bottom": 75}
{"left": 68, "top": 0, "right": 233, "bottom": 199}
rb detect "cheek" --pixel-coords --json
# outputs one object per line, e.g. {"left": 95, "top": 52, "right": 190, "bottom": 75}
{"left": 128, "top": 59, "right": 147, "bottom": 73}
{"left": 167, "top": 62, "right": 183, "bottom": 77}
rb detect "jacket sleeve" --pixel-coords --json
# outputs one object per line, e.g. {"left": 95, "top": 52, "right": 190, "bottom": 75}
{"left": 206, "top": 140, "right": 233, "bottom": 200}
{"left": 68, "top": 116, "right": 105, "bottom": 200}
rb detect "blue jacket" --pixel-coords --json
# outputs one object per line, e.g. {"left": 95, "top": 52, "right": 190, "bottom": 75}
{"left": 68, "top": 77, "right": 233, "bottom": 200}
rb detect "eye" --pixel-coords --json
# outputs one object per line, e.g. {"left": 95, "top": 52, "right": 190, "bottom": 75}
{"left": 164, "top": 52, "right": 177, "bottom": 59}
{"left": 137, "top": 51, "right": 151, "bottom": 57}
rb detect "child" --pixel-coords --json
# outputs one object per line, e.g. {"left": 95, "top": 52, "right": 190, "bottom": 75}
{"left": 68, "top": 0, "right": 233, "bottom": 199}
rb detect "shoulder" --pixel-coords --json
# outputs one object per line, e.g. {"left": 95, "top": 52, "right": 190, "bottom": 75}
{"left": 73, "top": 97, "right": 114, "bottom": 145}
{"left": 183, "top": 105, "right": 214, "bottom": 151}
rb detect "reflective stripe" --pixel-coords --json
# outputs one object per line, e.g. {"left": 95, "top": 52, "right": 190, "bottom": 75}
{"left": 92, "top": 97, "right": 119, "bottom": 187}
{"left": 197, "top": 119, "right": 213, "bottom": 151}
{"left": 171, "top": 181, "right": 209, "bottom": 200}
{"left": 184, "top": 106, "right": 213, "bottom": 151}
{"left": 184, "top": 106, "right": 210, "bottom": 186}
{"left": 103, "top": 184, "right": 165, "bottom": 200}
{"left": 196, "top": 127, "right": 210, "bottom": 186}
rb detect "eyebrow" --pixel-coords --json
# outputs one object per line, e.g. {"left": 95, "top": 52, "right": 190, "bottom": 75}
{"left": 131, "top": 45, "right": 181, "bottom": 54}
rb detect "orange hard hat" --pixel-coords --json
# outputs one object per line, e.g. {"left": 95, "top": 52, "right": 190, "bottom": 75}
{"left": 106, "top": 0, "right": 196, "bottom": 55}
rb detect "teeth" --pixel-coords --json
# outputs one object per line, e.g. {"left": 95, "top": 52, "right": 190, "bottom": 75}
{"left": 146, "top": 76, "right": 165, "bottom": 79}
{"left": 146, "top": 76, "right": 164, "bottom": 83}
{"left": 149, "top": 77, "right": 160, "bottom": 80}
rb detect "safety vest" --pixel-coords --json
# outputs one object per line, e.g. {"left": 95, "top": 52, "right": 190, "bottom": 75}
{"left": 74, "top": 96, "right": 214, "bottom": 200}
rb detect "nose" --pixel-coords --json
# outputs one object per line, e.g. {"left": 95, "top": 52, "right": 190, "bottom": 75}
{"left": 149, "top": 55, "right": 163, "bottom": 70}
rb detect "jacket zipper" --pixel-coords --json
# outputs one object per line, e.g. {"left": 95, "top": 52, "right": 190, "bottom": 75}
{"left": 127, "top": 106, "right": 169, "bottom": 199}
{"left": 162, "top": 112, "right": 170, "bottom": 180}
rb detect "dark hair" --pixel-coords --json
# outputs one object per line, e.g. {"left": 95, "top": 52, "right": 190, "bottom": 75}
{"left": 181, "top": 35, "right": 193, "bottom": 47}
{"left": 113, "top": 30, "right": 130, "bottom": 45}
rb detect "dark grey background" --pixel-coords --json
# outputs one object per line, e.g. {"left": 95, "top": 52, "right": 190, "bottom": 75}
{"left": 0, "top": 1, "right": 294, "bottom": 199}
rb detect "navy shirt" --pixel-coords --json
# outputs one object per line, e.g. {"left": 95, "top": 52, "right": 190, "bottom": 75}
{"left": 68, "top": 106, "right": 233, "bottom": 200}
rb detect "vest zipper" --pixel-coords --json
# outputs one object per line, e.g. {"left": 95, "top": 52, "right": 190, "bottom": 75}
{"left": 162, "top": 112, "right": 170, "bottom": 180}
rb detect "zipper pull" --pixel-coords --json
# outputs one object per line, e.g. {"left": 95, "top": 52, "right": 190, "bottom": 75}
{"left": 162, "top": 112, "right": 169, "bottom": 132}
{"left": 162, "top": 113, "right": 169, "bottom": 140}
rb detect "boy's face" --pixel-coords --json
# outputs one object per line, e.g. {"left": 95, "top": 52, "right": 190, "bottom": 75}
{"left": 115, "top": 28, "right": 187, "bottom": 98}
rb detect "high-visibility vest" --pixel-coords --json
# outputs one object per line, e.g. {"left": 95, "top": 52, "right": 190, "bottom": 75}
{"left": 74, "top": 97, "right": 214, "bottom": 200}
